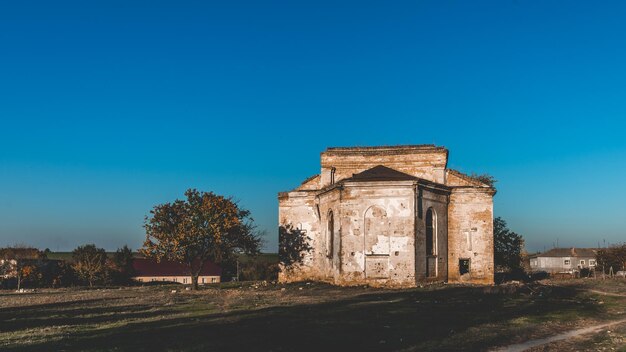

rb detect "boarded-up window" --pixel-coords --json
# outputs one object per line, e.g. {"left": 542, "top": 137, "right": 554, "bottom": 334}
{"left": 364, "top": 206, "right": 389, "bottom": 255}
{"left": 364, "top": 206, "right": 389, "bottom": 279}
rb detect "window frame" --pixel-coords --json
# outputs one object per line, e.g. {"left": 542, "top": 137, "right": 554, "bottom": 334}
{"left": 425, "top": 208, "right": 437, "bottom": 256}
{"left": 327, "top": 210, "right": 334, "bottom": 259}
{"left": 459, "top": 258, "right": 471, "bottom": 275}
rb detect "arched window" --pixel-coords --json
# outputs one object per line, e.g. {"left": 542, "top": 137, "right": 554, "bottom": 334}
{"left": 327, "top": 210, "right": 334, "bottom": 258}
{"left": 425, "top": 208, "right": 436, "bottom": 256}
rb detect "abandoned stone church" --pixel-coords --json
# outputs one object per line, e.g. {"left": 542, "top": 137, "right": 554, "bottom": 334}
{"left": 278, "top": 145, "right": 496, "bottom": 287}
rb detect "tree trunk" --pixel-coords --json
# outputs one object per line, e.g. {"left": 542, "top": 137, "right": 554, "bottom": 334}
{"left": 189, "top": 261, "right": 206, "bottom": 290}
{"left": 17, "top": 273, "right": 21, "bottom": 291}
{"left": 191, "top": 273, "right": 199, "bottom": 290}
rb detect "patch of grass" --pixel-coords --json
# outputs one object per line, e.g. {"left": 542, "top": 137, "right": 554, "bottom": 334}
{"left": 530, "top": 320, "right": 626, "bottom": 351}
{"left": 0, "top": 280, "right": 625, "bottom": 351}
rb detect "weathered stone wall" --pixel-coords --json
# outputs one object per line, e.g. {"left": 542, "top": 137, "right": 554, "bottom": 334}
{"left": 336, "top": 181, "right": 416, "bottom": 287}
{"left": 279, "top": 145, "right": 496, "bottom": 287}
{"left": 277, "top": 191, "right": 324, "bottom": 283}
{"left": 295, "top": 175, "right": 321, "bottom": 191}
{"left": 320, "top": 146, "right": 448, "bottom": 187}
{"left": 447, "top": 188, "right": 495, "bottom": 284}
{"left": 446, "top": 170, "right": 482, "bottom": 187}
{"left": 415, "top": 186, "right": 449, "bottom": 282}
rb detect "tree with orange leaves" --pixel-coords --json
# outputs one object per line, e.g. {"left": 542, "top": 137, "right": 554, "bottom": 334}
{"left": 142, "top": 189, "right": 262, "bottom": 289}
{"left": 0, "top": 246, "right": 43, "bottom": 290}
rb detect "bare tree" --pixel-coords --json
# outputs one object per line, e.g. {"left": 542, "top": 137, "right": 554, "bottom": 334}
{"left": 72, "top": 244, "right": 107, "bottom": 287}
{"left": 597, "top": 243, "right": 626, "bottom": 274}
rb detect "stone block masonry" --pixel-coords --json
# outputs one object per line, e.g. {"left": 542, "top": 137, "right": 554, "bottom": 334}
{"left": 279, "top": 145, "right": 496, "bottom": 287}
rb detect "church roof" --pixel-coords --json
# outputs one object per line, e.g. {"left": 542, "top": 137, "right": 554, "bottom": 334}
{"left": 446, "top": 169, "right": 495, "bottom": 188}
{"left": 295, "top": 174, "right": 320, "bottom": 191}
{"left": 324, "top": 144, "right": 447, "bottom": 156}
{"left": 344, "top": 165, "right": 418, "bottom": 182}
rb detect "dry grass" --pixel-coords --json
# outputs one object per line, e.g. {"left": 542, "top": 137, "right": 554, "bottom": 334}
{"left": 1, "top": 280, "right": 625, "bottom": 351}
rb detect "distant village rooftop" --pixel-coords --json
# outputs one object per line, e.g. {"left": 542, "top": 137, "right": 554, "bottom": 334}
{"left": 530, "top": 247, "right": 597, "bottom": 258}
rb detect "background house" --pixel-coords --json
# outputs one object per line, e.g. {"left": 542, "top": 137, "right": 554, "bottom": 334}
{"left": 132, "top": 258, "right": 221, "bottom": 285}
{"left": 0, "top": 247, "right": 43, "bottom": 278}
{"left": 529, "top": 247, "right": 597, "bottom": 274}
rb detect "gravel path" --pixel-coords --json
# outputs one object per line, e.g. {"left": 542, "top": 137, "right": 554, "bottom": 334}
{"left": 491, "top": 286, "right": 626, "bottom": 352}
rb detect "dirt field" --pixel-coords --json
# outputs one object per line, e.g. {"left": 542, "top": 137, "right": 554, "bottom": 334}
{"left": 1, "top": 279, "right": 625, "bottom": 351}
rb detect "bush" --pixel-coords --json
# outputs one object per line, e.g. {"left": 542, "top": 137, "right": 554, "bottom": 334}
{"left": 579, "top": 268, "right": 593, "bottom": 278}
{"left": 239, "top": 261, "right": 279, "bottom": 281}
{"left": 0, "top": 258, "right": 78, "bottom": 289}
{"left": 529, "top": 271, "right": 549, "bottom": 281}
{"left": 34, "top": 259, "right": 78, "bottom": 288}
{"left": 221, "top": 255, "right": 279, "bottom": 282}
{"left": 494, "top": 268, "right": 528, "bottom": 284}
{"left": 108, "top": 246, "right": 136, "bottom": 285}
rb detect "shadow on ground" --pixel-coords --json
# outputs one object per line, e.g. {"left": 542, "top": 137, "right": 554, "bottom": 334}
{"left": 1, "top": 283, "right": 607, "bottom": 352}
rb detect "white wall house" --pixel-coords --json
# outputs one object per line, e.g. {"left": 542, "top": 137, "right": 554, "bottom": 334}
{"left": 529, "top": 248, "right": 597, "bottom": 274}
{"left": 132, "top": 258, "right": 221, "bottom": 285}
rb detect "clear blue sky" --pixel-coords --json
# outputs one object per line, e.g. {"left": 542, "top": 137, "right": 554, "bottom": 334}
{"left": 1, "top": 1, "right": 625, "bottom": 253}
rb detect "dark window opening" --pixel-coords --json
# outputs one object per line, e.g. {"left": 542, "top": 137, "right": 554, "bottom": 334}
{"left": 327, "top": 210, "right": 334, "bottom": 258}
{"left": 459, "top": 259, "right": 470, "bottom": 275}
{"left": 425, "top": 208, "right": 435, "bottom": 255}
